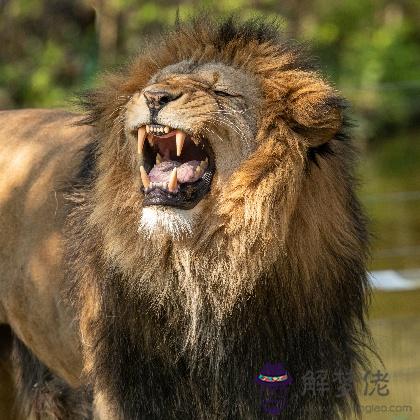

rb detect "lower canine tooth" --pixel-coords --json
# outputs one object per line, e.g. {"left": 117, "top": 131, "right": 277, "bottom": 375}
{"left": 147, "top": 134, "right": 154, "bottom": 146}
{"left": 175, "top": 131, "right": 186, "bottom": 156}
{"left": 164, "top": 126, "right": 170, "bottom": 133}
{"left": 140, "top": 166, "right": 150, "bottom": 189}
{"left": 168, "top": 167, "right": 178, "bottom": 192}
{"left": 156, "top": 153, "right": 162, "bottom": 164}
{"left": 192, "top": 137, "right": 200, "bottom": 145}
{"left": 200, "top": 159, "right": 208, "bottom": 170}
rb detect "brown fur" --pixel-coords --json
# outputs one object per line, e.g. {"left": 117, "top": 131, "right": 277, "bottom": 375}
{"left": 0, "top": 17, "right": 371, "bottom": 419}
{"left": 0, "top": 109, "right": 93, "bottom": 418}
{"left": 68, "top": 17, "right": 371, "bottom": 419}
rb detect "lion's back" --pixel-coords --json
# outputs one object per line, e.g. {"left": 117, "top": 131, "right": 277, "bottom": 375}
{"left": 0, "top": 109, "right": 89, "bottom": 209}
{"left": 0, "top": 109, "right": 89, "bottom": 385}
{"left": 0, "top": 109, "right": 89, "bottom": 290}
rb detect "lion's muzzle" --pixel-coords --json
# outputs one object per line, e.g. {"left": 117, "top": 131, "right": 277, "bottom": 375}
{"left": 136, "top": 124, "right": 215, "bottom": 209}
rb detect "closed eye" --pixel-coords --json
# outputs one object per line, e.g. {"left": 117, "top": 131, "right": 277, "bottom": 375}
{"left": 213, "top": 89, "right": 240, "bottom": 98}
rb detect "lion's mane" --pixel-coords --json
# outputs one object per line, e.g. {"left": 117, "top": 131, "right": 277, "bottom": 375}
{"left": 67, "top": 17, "right": 371, "bottom": 419}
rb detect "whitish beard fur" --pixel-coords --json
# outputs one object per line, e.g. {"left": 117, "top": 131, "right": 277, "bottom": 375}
{"left": 139, "top": 206, "right": 196, "bottom": 239}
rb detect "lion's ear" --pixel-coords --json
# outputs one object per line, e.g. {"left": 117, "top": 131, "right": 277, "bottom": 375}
{"left": 283, "top": 72, "right": 344, "bottom": 147}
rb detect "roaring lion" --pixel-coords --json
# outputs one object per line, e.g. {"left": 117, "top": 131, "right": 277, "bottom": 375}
{"left": 0, "top": 17, "right": 371, "bottom": 419}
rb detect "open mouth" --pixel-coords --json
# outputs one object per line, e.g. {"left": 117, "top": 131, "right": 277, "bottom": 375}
{"left": 136, "top": 124, "right": 215, "bottom": 209}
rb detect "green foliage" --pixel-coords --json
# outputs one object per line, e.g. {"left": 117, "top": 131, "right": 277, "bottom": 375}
{"left": 0, "top": 0, "right": 419, "bottom": 140}
{"left": 300, "top": 0, "right": 420, "bottom": 140}
{"left": 0, "top": 0, "right": 98, "bottom": 108}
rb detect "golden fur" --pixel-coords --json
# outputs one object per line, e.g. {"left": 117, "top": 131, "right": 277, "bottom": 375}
{"left": 0, "top": 17, "right": 371, "bottom": 419}
{"left": 0, "top": 109, "right": 90, "bottom": 418}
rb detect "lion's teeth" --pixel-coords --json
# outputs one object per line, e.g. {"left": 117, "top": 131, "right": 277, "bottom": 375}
{"left": 192, "top": 137, "right": 200, "bottom": 146}
{"left": 147, "top": 134, "right": 154, "bottom": 146}
{"left": 137, "top": 126, "right": 146, "bottom": 155}
{"left": 140, "top": 166, "right": 150, "bottom": 189}
{"left": 176, "top": 131, "right": 186, "bottom": 156}
{"left": 164, "top": 126, "right": 170, "bottom": 133}
{"left": 168, "top": 167, "right": 178, "bottom": 192}
{"left": 200, "top": 159, "right": 208, "bottom": 170}
{"left": 145, "top": 125, "right": 150, "bottom": 133}
{"left": 156, "top": 153, "right": 162, "bottom": 164}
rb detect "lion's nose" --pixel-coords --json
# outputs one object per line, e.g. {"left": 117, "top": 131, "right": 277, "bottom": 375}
{"left": 143, "top": 90, "right": 180, "bottom": 111}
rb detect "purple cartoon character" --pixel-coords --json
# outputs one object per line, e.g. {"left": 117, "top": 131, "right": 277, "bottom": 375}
{"left": 256, "top": 362, "right": 293, "bottom": 415}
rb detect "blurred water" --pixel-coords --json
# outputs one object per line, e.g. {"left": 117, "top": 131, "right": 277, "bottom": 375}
{"left": 359, "top": 131, "right": 420, "bottom": 273}
{"left": 358, "top": 312, "right": 420, "bottom": 420}
{"left": 365, "top": 195, "right": 420, "bottom": 270}
{"left": 358, "top": 131, "right": 420, "bottom": 419}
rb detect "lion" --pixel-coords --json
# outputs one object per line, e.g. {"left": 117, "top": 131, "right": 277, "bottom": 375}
{"left": 0, "top": 16, "right": 371, "bottom": 419}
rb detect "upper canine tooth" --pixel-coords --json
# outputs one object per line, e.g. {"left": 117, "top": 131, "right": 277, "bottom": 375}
{"left": 164, "top": 126, "right": 170, "bottom": 134}
{"left": 137, "top": 126, "right": 146, "bottom": 155}
{"left": 168, "top": 167, "right": 178, "bottom": 192}
{"left": 140, "top": 166, "right": 150, "bottom": 189}
{"left": 175, "top": 131, "right": 186, "bottom": 156}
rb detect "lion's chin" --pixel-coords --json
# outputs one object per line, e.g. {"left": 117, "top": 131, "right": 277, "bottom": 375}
{"left": 138, "top": 205, "right": 200, "bottom": 239}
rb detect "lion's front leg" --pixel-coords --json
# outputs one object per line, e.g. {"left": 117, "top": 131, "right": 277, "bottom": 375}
{"left": 93, "top": 390, "right": 124, "bottom": 420}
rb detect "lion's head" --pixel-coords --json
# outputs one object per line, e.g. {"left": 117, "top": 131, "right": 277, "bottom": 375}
{"left": 83, "top": 17, "right": 343, "bottom": 239}
{"left": 73, "top": 17, "right": 370, "bottom": 419}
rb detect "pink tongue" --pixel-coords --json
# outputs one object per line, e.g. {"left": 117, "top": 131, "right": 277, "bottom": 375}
{"left": 149, "top": 160, "right": 203, "bottom": 183}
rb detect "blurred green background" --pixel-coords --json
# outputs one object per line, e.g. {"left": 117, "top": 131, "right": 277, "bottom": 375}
{"left": 0, "top": 1, "right": 419, "bottom": 418}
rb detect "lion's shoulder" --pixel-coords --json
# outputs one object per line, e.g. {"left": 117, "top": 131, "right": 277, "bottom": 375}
{"left": 0, "top": 108, "right": 92, "bottom": 187}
